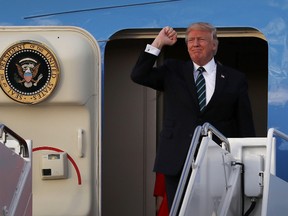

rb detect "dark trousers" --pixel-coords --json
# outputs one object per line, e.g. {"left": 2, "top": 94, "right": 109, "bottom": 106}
{"left": 165, "top": 174, "right": 181, "bottom": 211}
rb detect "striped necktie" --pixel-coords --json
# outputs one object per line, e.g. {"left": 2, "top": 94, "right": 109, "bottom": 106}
{"left": 196, "top": 67, "right": 206, "bottom": 112}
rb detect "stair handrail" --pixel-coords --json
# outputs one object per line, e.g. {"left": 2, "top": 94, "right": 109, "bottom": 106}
{"left": 202, "top": 122, "right": 231, "bottom": 152}
{"left": 261, "top": 128, "right": 288, "bottom": 216}
{"left": 170, "top": 122, "right": 231, "bottom": 216}
{"left": 169, "top": 125, "right": 203, "bottom": 216}
{"left": 0, "top": 124, "right": 29, "bottom": 158}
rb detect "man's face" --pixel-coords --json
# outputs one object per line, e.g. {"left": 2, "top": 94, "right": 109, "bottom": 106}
{"left": 187, "top": 30, "right": 217, "bottom": 66}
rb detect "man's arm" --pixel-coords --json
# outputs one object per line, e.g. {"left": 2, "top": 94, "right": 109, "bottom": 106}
{"left": 130, "top": 26, "right": 177, "bottom": 89}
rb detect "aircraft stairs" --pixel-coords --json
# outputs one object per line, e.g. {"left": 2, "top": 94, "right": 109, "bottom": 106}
{"left": 170, "top": 123, "right": 288, "bottom": 216}
{"left": 0, "top": 124, "right": 32, "bottom": 216}
{"left": 1, "top": 122, "right": 288, "bottom": 216}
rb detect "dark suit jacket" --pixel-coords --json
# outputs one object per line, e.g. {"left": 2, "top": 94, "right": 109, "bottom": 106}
{"left": 131, "top": 51, "right": 255, "bottom": 176}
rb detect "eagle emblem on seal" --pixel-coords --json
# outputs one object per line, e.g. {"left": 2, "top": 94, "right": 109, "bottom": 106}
{"left": 15, "top": 58, "right": 43, "bottom": 88}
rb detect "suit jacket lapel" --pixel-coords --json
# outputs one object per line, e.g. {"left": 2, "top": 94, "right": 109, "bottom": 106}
{"left": 183, "top": 61, "right": 199, "bottom": 107}
{"left": 206, "top": 63, "right": 227, "bottom": 109}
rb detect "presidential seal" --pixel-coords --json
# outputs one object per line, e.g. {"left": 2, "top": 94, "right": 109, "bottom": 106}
{"left": 0, "top": 40, "right": 60, "bottom": 104}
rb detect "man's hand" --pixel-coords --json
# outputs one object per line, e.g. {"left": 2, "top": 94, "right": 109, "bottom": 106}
{"left": 152, "top": 26, "right": 177, "bottom": 49}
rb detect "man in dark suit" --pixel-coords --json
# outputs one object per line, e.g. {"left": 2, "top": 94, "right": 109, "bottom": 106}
{"left": 131, "top": 22, "right": 255, "bottom": 211}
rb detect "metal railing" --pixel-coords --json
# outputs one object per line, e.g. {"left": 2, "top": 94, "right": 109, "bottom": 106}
{"left": 170, "top": 123, "right": 231, "bottom": 216}
{"left": 261, "top": 128, "right": 288, "bottom": 216}
{"left": 0, "top": 124, "right": 29, "bottom": 158}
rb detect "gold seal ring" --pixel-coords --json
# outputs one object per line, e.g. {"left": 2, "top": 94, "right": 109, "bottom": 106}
{"left": 0, "top": 40, "right": 60, "bottom": 104}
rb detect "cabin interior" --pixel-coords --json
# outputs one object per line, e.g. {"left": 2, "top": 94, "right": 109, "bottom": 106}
{"left": 102, "top": 27, "right": 268, "bottom": 215}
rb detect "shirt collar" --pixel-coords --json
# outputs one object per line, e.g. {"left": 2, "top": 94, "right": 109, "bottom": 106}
{"left": 193, "top": 58, "right": 216, "bottom": 75}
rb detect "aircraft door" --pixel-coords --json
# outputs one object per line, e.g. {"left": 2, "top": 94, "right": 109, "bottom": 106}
{"left": 0, "top": 26, "right": 101, "bottom": 216}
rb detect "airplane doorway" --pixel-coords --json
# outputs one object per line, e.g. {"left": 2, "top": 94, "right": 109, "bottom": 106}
{"left": 160, "top": 28, "right": 268, "bottom": 137}
{"left": 102, "top": 27, "right": 268, "bottom": 216}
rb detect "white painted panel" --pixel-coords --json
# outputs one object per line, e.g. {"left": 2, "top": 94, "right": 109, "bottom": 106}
{"left": 0, "top": 27, "right": 101, "bottom": 216}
